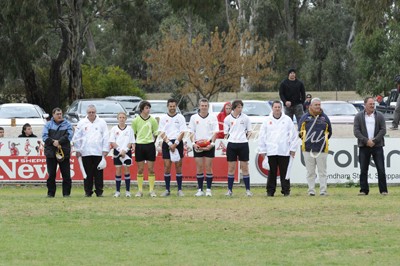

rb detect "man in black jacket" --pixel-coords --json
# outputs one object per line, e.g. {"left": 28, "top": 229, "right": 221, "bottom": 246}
{"left": 353, "top": 97, "right": 388, "bottom": 196}
{"left": 42, "top": 108, "right": 74, "bottom": 197}
{"left": 279, "top": 68, "right": 306, "bottom": 123}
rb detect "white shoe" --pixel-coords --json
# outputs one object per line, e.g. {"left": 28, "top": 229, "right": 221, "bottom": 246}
{"left": 205, "top": 189, "right": 212, "bottom": 197}
{"left": 135, "top": 191, "right": 143, "bottom": 197}
{"left": 160, "top": 190, "right": 170, "bottom": 197}
{"left": 195, "top": 189, "right": 205, "bottom": 197}
{"left": 149, "top": 191, "right": 157, "bottom": 197}
{"left": 113, "top": 191, "right": 121, "bottom": 198}
{"left": 245, "top": 190, "right": 253, "bottom": 197}
{"left": 125, "top": 191, "right": 131, "bottom": 198}
{"left": 225, "top": 190, "right": 233, "bottom": 197}
{"left": 177, "top": 190, "right": 185, "bottom": 197}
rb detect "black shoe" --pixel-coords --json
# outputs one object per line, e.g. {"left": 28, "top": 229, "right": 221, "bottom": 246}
{"left": 283, "top": 193, "right": 290, "bottom": 197}
{"left": 85, "top": 194, "right": 92, "bottom": 197}
{"left": 266, "top": 193, "right": 274, "bottom": 197}
{"left": 63, "top": 195, "right": 70, "bottom": 198}
{"left": 46, "top": 195, "right": 55, "bottom": 198}
{"left": 96, "top": 194, "right": 103, "bottom": 197}
{"left": 358, "top": 192, "right": 368, "bottom": 196}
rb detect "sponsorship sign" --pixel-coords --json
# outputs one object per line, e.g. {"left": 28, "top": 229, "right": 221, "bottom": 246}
{"left": 0, "top": 138, "right": 238, "bottom": 182}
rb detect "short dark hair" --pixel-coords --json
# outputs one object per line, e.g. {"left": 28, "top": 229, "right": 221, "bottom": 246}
{"left": 139, "top": 100, "right": 151, "bottom": 112}
{"left": 52, "top": 107, "right": 62, "bottom": 114}
{"left": 364, "top": 96, "right": 374, "bottom": 104}
{"left": 272, "top": 100, "right": 282, "bottom": 107}
{"left": 232, "top": 99, "right": 243, "bottom": 110}
{"left": 167, "top": 98, "right": 177, "bottom": 105}
{"left": 0, "top": 127, "right": 4, "bottom": 131}
{"left": 198, "top": 98, "right": 209, "bottom": 105}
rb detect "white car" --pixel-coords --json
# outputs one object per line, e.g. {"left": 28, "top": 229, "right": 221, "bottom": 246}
{"left": 0, "top": 103, "right": 49, "bottom": 127}
{"left": 321, "top": 101, "right": 358, "bottom": 124}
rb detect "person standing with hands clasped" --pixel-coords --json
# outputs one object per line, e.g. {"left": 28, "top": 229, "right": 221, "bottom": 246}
{"left": 298, "top": 98, "right": 332, "bottom": 196}
{"left": 223, "top": 100, "right": 253, "bottom": 197}
{"left": 131, "top": 100, "right": 159, "bottom": 197}
{"left": 353, "top": 97, "right": 388, "bottom": 196}
{"left": 109, "top": 112, "right": 136, "bottom": 198}
{"left": 73, "top": 105, "right": 109, "bottom": 197}
{"left": 158, "top": 99, "right": 187, "bottom": 197}
{"left": 258, "top": 101, "right": 299, "bottom": 197}
{"left": 279, "top": 68, "right": 306, "bottom": 123}
{"left": 188, "top": 98, "right": 219, "bottom": 197}
{"left": 43, "top": 108, "right": 74, "bottom": 197}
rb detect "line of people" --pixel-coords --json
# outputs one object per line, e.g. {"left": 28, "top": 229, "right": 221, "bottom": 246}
{"left": 41, "top": 94, "right": 388, "bottom": 197}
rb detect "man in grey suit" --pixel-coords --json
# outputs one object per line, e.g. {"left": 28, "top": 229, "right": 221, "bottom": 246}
{"left": 353, "top": 97, "right": 388, "bottom": 196}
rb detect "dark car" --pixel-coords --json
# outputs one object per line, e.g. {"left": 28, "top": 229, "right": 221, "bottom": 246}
{"left": 64, "top": 99, "right": 132, "bottom": 125}
{"left": 105, "top": 96, "right": 142, "bottom": 111}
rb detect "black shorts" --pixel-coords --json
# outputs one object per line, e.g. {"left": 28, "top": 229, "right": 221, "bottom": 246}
{"left": 135, "top": 143, "right": 156, "bottom": 162}
{"left": 193, "top": 146, "right": 215, "bottom": 158}
{"left": 113, "top": 149, "right": 132, "bottom": 166}
{"left": 162, "top": 140, "right": 184, "bottom": 160}
{"left": 226, "top": 142, "right": 249, "bottom": 161}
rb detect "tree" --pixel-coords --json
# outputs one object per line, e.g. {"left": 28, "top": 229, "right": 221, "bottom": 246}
{"left": 144, "top": 26, "right": 274, "bottom": 101}
{"left": 82, "top": 65, "right": 145, "bottom": 99}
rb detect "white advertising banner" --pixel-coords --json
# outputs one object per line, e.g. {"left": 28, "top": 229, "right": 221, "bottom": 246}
{"left": 248, "top": 138, "right": 400, "bottom": 185}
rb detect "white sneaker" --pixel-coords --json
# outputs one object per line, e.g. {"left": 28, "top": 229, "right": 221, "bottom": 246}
{"left": 113, "top": 191, "right": 121, "bottom": 198}
{"left": 195, "top": 189, "right": 205, "bottom": 197}
{"left": 205, "top": 189, "right": 212, "bottom": 197}
{"left": 160, "top": 190, "right": 170, "bottom": 197}
{"left": 245, "top": 190, "right": 253, "bottom": 197}
{"left": 125, "top": 191, "right": 131, "bottom": 198}
{"left": 225, "top": 190, "right": 233, "bottom": 197}
{"left": 135, "top": 191, "right": 143, "bottom": 197}
{"left": 149, "top": 191, "right": 157, "bottom": 197}
{"left": 177, "top": 190, "right": 185, "bottom": 197}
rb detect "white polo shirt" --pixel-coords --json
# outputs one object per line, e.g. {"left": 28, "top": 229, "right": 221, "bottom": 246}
{"left": 188, "top": 113, "right": 219, "bottom": 141}
{"left": 158, "top": 113, "right": 187, "bottom": 139}
{"left": 109, "top": 125, "right": 136, "bottom": 152}
{"left": 223, "top": 113, "right": 252, "bottom": 143}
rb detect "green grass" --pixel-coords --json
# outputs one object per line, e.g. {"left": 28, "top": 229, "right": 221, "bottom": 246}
{"left": 1, "top": 185, "right": 400, "bottom": 265}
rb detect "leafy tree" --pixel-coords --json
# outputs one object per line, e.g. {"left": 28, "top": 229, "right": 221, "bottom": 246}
{"left": 82, "top": 65, "right": 145, "bottom": 99}
{"left": 144, "top": 25, "right": 274, "bottom": 100}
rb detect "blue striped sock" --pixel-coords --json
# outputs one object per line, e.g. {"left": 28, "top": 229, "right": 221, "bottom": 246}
{"left": 243, "top": 175, "right": 250, "bottom": 190}
{"left": 197, "top": 174, "right": 203, "bottom": 190}
{"left": 115, "top": 176, "right": 121, "bottom": 192}
{"left": 228, "top": 174, "right": 234, "bottom": 191}
{"left": 176, "top": 173, "right": 183, "bottom": 190}
{"left": 164, "top": 173, "right": 171, "bottom": 191}
{"left": 206, "top": 174, "right": 213, "bottom": 189}
{"left": 124, "top": 174, "right": 130, "bottom": 191}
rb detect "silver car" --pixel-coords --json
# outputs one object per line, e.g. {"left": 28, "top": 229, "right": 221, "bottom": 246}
{"left": 0, "top": 103, "right": 49, "bottom": 127}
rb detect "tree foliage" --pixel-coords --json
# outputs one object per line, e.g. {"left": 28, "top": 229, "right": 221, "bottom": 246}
{"left": 82, "top": 65, "right": 145, "bottom": 99}
{"left": 144, "top": 25, "right": 274, "bottom": 100}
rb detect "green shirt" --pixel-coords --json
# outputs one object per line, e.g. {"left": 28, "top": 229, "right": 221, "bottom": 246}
{"left": 131, "top": 115, "right": 159, "bottom": 144}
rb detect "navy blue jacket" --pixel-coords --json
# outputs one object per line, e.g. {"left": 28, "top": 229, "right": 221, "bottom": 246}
{"left": 42, "top": 118, "right": 73, "bottom": 158}
{"left": 298, "top": 110, "right": 332, "bottom": 153}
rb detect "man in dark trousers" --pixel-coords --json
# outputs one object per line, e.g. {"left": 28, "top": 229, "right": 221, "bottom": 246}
{"left": 42, "top": 107, "right": 73, "bottom": 197}
{"left": 279, "top": 68, "right": 306, "bottom": 123}
{"left": 354, "top": 97, "right": 388, "bottom": 196}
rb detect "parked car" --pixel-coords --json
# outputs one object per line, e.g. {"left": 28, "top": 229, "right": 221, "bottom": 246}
{"left": 348, "top": 100, "right": 365, "bottom": 112}
{"left": 132, "top": 100, "right": 181, "bottom": 120}
{"left": 376, "top": 89, "right": 398, "bottom": 120}
{"left": 105, "top": 96, "right": 142, "bottom": 111}
{"left": 0, "top": 103, "right": 49, "bottom": 127}
{"left": 321, "top": 101, "right": 358, "bottom": 124}
{"left": 64, "top": 99, "right": 132, "bottom": 125}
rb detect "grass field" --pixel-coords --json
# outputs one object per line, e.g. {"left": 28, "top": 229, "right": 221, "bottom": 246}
{"left": 1, "top": 185, "right": 399, "bottom": 265}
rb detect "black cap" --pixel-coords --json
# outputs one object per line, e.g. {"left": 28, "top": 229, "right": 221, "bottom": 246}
{"left": 288, "top": 68, "right": 296, "bottom": 75}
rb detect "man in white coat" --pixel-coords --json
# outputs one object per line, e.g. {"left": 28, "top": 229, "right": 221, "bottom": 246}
{"left": 73, "top": 105, "right": 109, "bottom": 197}
{"left": 258, "top": 101, "right": 299, "bottom": 196}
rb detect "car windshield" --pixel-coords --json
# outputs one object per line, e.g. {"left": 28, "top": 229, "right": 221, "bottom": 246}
{"left": 242, "top": 102, "right": 272, "bottom": 116}
{"left": 0, "top": 105, "right": 41, "bottom": 118}
{"left": 150, "top": 102, "right": 168, "bottom": 114}
{"left": 322, "top": 103, "right": 358, "bottom": 116}
{"left": 119, "top": 101, "right": 138, "bottom": 111}
{"left": 211, "top": 103, "right": 225, "bottom": 113}
{"left": 81, "top": 101, "right": 125, "bottom": 114}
